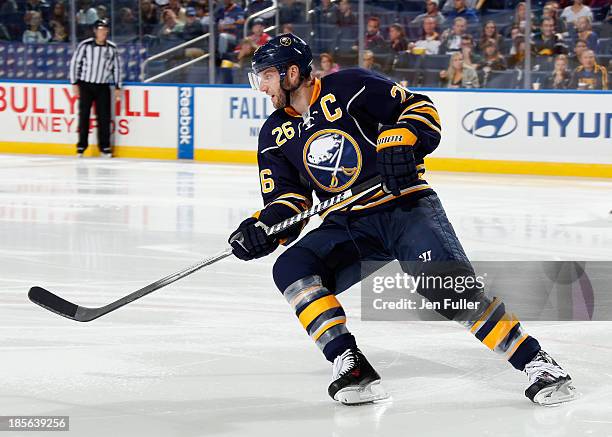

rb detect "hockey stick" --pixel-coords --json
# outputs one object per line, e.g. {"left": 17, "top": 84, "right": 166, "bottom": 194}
{"left": 28, "top": 175, "right": 383, "bottom": 322}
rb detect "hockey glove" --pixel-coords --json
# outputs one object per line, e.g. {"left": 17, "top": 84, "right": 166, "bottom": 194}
{"left": 376, "top": 124, "right": 419, "bottom": 196}
{"left": 228, "top": 217, "right": 279, "bottom": 261}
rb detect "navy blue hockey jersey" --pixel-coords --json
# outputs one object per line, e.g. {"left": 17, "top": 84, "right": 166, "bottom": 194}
{"left": 255, "top": 68, "right": 442, "bottom": 243}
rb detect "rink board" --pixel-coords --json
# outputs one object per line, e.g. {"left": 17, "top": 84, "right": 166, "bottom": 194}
{"left": 0, "top": 80, "right": 611, "bottom": 177}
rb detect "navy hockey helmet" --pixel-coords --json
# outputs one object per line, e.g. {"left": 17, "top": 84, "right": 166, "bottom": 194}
{"left": 248, "top": 33, "right": 313, "bottom": 92}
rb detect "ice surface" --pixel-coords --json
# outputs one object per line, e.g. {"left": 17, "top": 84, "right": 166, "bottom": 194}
{"left": 1, "top": 155, "right": 611, "bottom": 437}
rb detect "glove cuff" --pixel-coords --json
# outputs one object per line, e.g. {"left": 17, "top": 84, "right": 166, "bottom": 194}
{"left": 376, "top": 126, "right": 417, "bottom": 152}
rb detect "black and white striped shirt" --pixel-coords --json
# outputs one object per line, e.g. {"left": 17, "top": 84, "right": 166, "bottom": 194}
{"left": 69, "top": 38, "right": 122, "bottom": 88}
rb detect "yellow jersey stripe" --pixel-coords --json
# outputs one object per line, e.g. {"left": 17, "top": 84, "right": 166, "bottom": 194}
{"left": 482, "top": 316, "right": 520, "bottom": 350}
{"left": 470, "top": 297, "right": 501, "bottom": 334}
{"left": 298, "top": 295, "right": 341, "bottom": 329}
{"left": 398, "top": 114, "right": 442, "bottom": 134}
{"left": 411, "top": 106, "right": 441, "bottom": 125}
{"left": 312, "top": 317, "right": 347, "bottom": 341}
{"left": 350, "top": 185, "right": 432, "bottom": 210}
{"left": 276, "top": 192, "right": 312, "bottom": 205}
{"left": 267, "top": 199, "right": 303, "bottom": 214}
{"left": 400, "top": 109, "right": 441, "bottom": 130}
{"left": 402, "top": 100, "right": 432, "bottom": 113}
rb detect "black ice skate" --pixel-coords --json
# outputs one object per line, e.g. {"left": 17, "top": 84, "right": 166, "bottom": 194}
{"left": 328, "top": 348, "right": 388, "bottom": 405}
{"left": 524, "top": 350, "right": 578, "bottom": 406}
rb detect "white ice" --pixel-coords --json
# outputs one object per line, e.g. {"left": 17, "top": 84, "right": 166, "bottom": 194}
{"left": 1, "top": 155, "right": 611, "bottom": 437}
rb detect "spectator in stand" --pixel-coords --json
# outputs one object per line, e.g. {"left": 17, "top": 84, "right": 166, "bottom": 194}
{"left": 445, "top": 0, "right": 478, "bottom": 23}
{"left": 532, "top": 17, "right": 566, "bottom": 56}
{"left": 337, "top": 0, "right": 356, "bottom": 27}
{"left": 314, "top": 52, "right": 340, "bottom": 78}
{"left": 195, "top": 1, "right": 211, "bottom": 32}
{"left": 50, "top": 21, "right": 68, "bottom": 42}
{"left": 236, "top": 37, "right": 258, "bottom": 68}
{"left": 25, "top": 0, "right": 50, "bottom": 23}
{"left": 362, "top": 49, "right": 382, "bottom": 73}
{"left": 236, "top": 37, "right": 259, "bottom": 61}
{"left": 281, "top": 23, "right": 294, "bottom": 34}
{"left": 246, "top": 18, "right": 271, "bottom": 46}
{"left": 505, "top": 2, "right": 534, "bottom": 37}
{"left": 573, "top": 16, "right": 598, "bottom": 51}
{"left": 22, "top": 10, "right": 51, "bottom": 43}
{"left": 362, "top": 16, "right": 388, "bottom": 53}
{"left": 569, "top": 49, "right": 608, "bottom": 89}
{"left": 440, "top": 52, "right": 480, "bottom": 87}
{"left": 115, "top": 7, "right": 138, "bottom": 41}
{"left": 389, "top": 23, "right": 409, "bottom": 53}
{"left": 76, "top": 0, "right": 98, "bottom": 25}
{"left": 545, "top": 1, "right": 560, "bottom": 11}
{"left": 216, "top": 0, "right": 245, "bottom": 56}
{"left": 461, "top": 34, "right": 482, "bottom": 68}
{"left": 412, "top": 0, "right": 446, "bottom": 27}
{"left": 140, "top": 0, "right": 159, "bottom": 36}
{"left": 168, "top": 0, "right": 186, "bottom": 24}
{"left": 49, "top": 1, "right": 68, "bottom": 30}
{"left": 409, "top": 16, "right": 441, "bottom": 54}
{"left": 279, "top": 0, "right": 304, "bottom": 25}
{"left": 183, "top": 6, "right": 205, "bottom": 40}
{"left": 478, "top": 40, "right": 506, "bottom": 72}
{"left": 541, "top": 4, "right": 564, "bottom": 33}
{"left": 441, "top": 0, "right": 478, "bottom": 13}
{"left": 543, "top": 54, "right": 571, "bottom": 88}
{"left": 561, "top": 0, "right": 592, "bottom": 27}
{"left": 569, "top": 38, "right": 588, "bottom": 68}
{"left": 440, "top": 16, "right": 467, "bottom": 54}
{"left": 314, "top": 0, "right": 339, "bottom": 26}
{"left": 478, "top": 20, "right": 503, "bottom": 53}
{"left": 96, "top": 5, "right": 107, "bottom": 21}
{"left": 507, "top": 36, "right": 527, "bottom": 68}
{"left": 506, "top": 26, "right": 523, "bottom": 56}
{"left": 159, "top": 8, "right": 184, "bottom": 40}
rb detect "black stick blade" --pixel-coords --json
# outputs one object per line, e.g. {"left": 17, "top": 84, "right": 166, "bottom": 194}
{"left": 29, "top": 286, "right": 80, "bottom": 320}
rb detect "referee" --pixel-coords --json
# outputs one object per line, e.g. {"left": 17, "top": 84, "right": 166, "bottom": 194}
{"left": 69, "top": 19, "right": 122, "bottom": 158}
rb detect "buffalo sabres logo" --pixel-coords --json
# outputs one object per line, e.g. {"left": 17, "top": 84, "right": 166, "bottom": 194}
{"left": 303, "top": 129, "right": 362, "bottom": 192}
{"left": 280, "top": 36, "right": 292, "bottom": 46}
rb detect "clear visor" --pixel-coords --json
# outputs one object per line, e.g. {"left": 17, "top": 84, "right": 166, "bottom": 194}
{"left": 248, "top": 71, "right": 261, "bottom": 91}
{"left": 248, "top": 68, "right": 279, "bottom": 92}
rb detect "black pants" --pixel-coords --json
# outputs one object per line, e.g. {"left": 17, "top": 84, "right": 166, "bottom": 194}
{"left": 77, "top": 82, "right": 111, "bottom": 154}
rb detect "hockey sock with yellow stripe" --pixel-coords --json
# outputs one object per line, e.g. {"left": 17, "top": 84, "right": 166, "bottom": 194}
{"left": 464, "top": 296, "right": 541, "bottom": 370}
{"left": 284, "top": 275, "right": 357, "bottom": 362}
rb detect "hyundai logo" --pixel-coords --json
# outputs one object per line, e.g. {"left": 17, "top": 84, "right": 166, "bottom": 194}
{"left": 462, "top": 107, "right": 517, "bottom": 138}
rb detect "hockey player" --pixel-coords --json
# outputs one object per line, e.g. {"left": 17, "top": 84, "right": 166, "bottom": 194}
{"left": 229, "top": 34, "right": 577, "bottom": 406}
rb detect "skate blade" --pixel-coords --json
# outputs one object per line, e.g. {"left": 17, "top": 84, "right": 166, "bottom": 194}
{"left": 334, "top": 380, "right": 389, "bottom": 405}
{"left": 533, "top": 380, "right": 580, "bottom": 406}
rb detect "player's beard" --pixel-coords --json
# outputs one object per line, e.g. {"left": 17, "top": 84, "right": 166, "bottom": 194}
{"left": 272, "top": 75, "right": 297, "bottom": 109}
{"left": 272, "top": 91, "right": 287, "bottom": 110}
